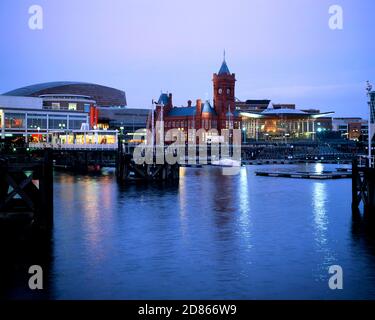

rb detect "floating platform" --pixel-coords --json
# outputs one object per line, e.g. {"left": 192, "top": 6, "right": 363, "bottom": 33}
{"left": 255, "top": 170, "right": 352, "bottom": 179}
{"left": 243, "top": 159, "right": 352, "bottom": 165}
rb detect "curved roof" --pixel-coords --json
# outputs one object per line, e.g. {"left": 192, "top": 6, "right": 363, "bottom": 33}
{"left": 4, "top": 81, "right": 84, "bottom": 96}
{"left": 241, "top": 108, "right": 334, "bottom": 119}
{"left": 4, "top": 81, "right": 127, "bottom": 107}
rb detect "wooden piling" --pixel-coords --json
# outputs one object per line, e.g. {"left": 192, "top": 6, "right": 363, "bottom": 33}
{"left": 352, "top": 159, "right": 375, "bottom": 213}
{"left": 0, "top": 150, "right": 54, "bottom": 231}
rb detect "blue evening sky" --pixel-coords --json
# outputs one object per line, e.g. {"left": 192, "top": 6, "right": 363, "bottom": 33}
{"left": 0, "top": 0, "right": 374, "bottom": 117}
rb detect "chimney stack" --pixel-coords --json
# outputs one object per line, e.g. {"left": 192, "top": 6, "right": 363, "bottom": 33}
{"left": 168, "top": 93, "right": 173, "bottom": 107}
{"left": 196, "top": 99, "right": 202, "bottom": 115}
{"left": 188, "top": 100, "right": 192, "bottom": 107}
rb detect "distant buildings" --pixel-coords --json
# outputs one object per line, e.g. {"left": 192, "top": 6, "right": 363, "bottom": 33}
{"left": 235, "top": 99, "right": 270, "bottom": 112}
{"left": 0, "top": 72, "right": 371, "bottom": 144}
{"left": 332, "top": 117, "right": 368, "bottom": 141}
{"left": 150, "top": 57, "right": 342, "bottom": 142}
{"left": 240, "top": 106, "right": 334, "bottom": 141}
{"left": 4, "top": 81, "right": 127, "bottom": 109}
{"left": 0, "top": 95, "right": 88, "bottom": 140}
{"left": 152, "top": 57, "right": 242, "bottom": 142}
{"left": 0, "top": 82, "right": 133, "bottom": 141}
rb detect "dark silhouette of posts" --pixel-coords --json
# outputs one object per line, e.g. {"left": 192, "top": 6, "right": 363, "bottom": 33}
{"left": 352, "top": 158, "right": 375, "bottom": 213}
{"left": 0, "top": 149, "right": 53, "bottom": 231}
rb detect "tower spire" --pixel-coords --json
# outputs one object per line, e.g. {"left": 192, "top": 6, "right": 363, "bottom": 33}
{"left": 218, "top": 51, "right": 230, "bottom": 75}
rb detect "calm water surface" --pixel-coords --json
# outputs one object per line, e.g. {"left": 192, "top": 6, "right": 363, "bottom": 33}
{"left": 3, "top": 164, "right": 375, "bottom": 299}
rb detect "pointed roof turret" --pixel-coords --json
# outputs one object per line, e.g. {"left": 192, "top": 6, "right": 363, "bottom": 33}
{"left": 202, "top": 100, "right": 217, "bottom": 115}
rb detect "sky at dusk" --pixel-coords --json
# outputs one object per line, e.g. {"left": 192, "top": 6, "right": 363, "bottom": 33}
{"left": 0, "top": 0, "right": 374, "bottom": 117}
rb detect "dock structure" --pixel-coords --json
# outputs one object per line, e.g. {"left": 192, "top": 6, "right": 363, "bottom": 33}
{"left": 243, "top": 159, "right": 352, "bottom": 165}
{"left": 352, "top": 158, "right": 375, "bottom": 212}
{"left": 116, "top": 142, "right": 180, "bottom": 183}
{"left": 0, "top": 150, "right": 53, "bottom": 231}
{"left": 255, "top": 170, "right": 352, "bottom": 180}
{"left": 28, "top": 130, "right": 118, "bottom": 172}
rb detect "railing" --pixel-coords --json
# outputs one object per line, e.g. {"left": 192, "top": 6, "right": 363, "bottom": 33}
{"left": 29, "top": 142, "right": 118, "bottom": 151}
{"left": 358, "top": 155, "right": 375, "bottom": 168}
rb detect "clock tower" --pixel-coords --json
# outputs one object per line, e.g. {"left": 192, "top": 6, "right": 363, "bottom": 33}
{"left": 213, "top": 54, "right": 236, "bottom": 131}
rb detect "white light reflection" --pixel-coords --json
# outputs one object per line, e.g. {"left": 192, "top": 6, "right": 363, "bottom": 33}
{"left": 81, "top": 178, "right": 113, "bottom": 263}
{"left": 238, "top": 167, "right": 252, "bottom": 251}
{"left": 178, "top": 167, "right": 189, "bottom": 239}
{"left": 312, "top": 182, "right": 336, "bottom": 281}
{"left": 315, "top": 163, "right": 324, "bottom": 174}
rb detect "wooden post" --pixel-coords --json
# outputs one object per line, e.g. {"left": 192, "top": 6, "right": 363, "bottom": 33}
{"left": 352, "top": 159, "right": 359, "bottom": 209}
{"left": 0, "top": 158, "right": 8, "bottom": 208}
{"left": 367, "top": 168, "right": 375, "bottom": 212}
{"left": 37, "top": 149, "right": 54, "bottom": 229}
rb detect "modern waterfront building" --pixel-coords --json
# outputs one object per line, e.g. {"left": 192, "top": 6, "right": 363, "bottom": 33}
{"left": 4, "top": 81, "right": 127, "bottom": 108}
{"left": 240, "top": 106, "right": 334, "bottom": 141}
{"left": 235, "top": 99, "right": 271, "bottom": 112}
{"left": 96, "top": 107, "right": 149, "bottom": 130}
{"left": 332, "top": 117, "right": 368, "bottom": 141}
{"left": 0, "top": 95, "right": 88, "bottom": 140}
{"left": 96, "top": 107, "right": 149, "bottom": 142}
{"left": 1, "top": 82, "right": 131, "bottom": 141}
{"left": 29, "top": 129, "right": 118, "bottom": 150}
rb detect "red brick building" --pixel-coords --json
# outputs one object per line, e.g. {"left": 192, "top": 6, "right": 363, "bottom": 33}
{"left": 151, "top": 57, "right": 241, "bottom": 140}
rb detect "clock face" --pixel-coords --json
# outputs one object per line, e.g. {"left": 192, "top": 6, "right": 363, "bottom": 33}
{"left": 227, "top": 88, "right": 231, "bottom": 94}
{"left": 218, "top": 88, "right": 223, "bottom": 94}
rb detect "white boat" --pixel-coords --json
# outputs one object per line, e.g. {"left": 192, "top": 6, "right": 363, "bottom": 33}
{"left": 211, "top": 158, "right": 241, "bottom": 167}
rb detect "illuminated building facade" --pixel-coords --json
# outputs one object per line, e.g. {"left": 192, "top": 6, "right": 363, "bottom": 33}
{"left": 241, "top": 107, "right": 334, "bottom": 141}
{"left": 152, "top": 57, "right": 242, "bottom": 141}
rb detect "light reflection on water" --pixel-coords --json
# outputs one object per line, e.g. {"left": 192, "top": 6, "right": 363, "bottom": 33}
{"left": 11, "top": 163, "right": 375, "bottom": 299}
{"left": 50, "top": 164, "right": 375, "bottom": 299}
{"left": 312, "top": 182, "right": 336, "bottom": 282}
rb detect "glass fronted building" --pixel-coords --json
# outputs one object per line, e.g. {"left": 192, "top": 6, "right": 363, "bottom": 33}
{"left": 240, "top": 108, "right": 335, "bottom": 141}
{"left": 0, "top": 95, "right": 88, "bottom": 141}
